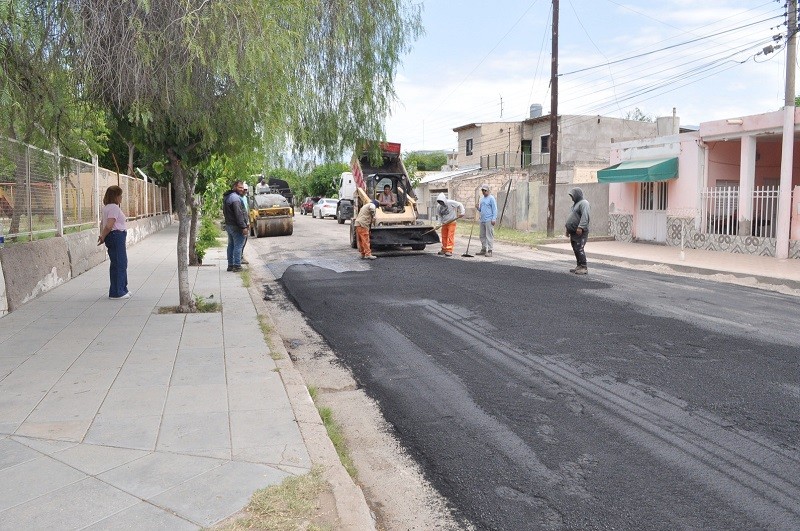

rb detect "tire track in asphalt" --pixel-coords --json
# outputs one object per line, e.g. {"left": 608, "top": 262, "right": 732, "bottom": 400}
{"left": 419, "top": 299, "right": 800, "bottom": 529}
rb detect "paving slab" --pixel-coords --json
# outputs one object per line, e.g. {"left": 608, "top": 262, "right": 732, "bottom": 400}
{"left": 0, "top": 226, "right": 314, "bottom": 529}
{"left": 0, "top": 477, "right": 138, "bottom": 531}
{"left": 82, "top": 501, "right": 197, "bottom": 531}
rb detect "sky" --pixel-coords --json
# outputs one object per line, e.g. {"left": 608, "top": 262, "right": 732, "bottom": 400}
{"left": 384, "top": 0, "right": 791, "bottom": 153}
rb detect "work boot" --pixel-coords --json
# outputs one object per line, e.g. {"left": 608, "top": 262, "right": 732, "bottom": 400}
{"left": 485, "top": 250, "right": 492, "bottom": 257}
{"left": 231, "top": 265, "right": 243, "bottom": 272}
{"left": 573, "top": 265, "right": 588, "bottom": 275}
{"left": 227, "top": 265, "right": 233, "bottom": 272}
{"left": 476, "top": 249, "right": 486, "bottom": 256}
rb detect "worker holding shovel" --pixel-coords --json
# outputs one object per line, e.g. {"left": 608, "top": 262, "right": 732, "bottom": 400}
{"left": 435, "top": 192, "right": 465, "bottom": 257}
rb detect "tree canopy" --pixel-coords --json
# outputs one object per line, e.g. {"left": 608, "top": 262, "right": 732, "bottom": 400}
{"left": 62, "top": 0, "right": 422, "bottom": 310}
{"left": 404, "top": 151, "right": 447, "bottom": 172}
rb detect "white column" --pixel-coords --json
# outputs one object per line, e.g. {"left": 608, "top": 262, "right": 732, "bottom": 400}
{"left": 776, "top": 106, "right": 795, "bottom": 259}
{"left": 737, "top": 135, "right": 756, "bottom": 235}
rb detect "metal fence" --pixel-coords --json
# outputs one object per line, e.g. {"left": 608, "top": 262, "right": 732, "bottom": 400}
{"left": 0, "top": 137, "right": 170, "bottom": 242}
{"left": 700, "top": 186, "right": 779, "bottom": 238}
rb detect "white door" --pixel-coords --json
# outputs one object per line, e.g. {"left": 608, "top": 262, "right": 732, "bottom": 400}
{"left": 636, "top": 182, "right": 668, "bottom": 242}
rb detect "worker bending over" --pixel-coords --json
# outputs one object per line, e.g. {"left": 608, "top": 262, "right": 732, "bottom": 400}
{"left": 355, "top": 200, "right": 379, "bottom": 260}
{"left": 436, "top": 192, "right": 465, "bottom": 257}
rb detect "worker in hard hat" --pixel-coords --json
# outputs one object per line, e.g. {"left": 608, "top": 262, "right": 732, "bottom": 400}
{"left": 436, "top": 192, "right": 465, "bottom": 257}
{"left": 355, "top": 200, "right": 379, "bottom": 260}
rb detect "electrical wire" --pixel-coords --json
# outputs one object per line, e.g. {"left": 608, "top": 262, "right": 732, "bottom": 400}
{"left": 559, "top": 15, "right": 784, "bottom": 77}
{"left": 423, "top": 0, "right": 542, "bottom": 118}
{"left": 395, "top": 1, "right": 790, "bottom": 151}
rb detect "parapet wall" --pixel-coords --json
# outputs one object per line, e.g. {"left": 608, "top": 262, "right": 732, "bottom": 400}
{"left": 0, "top": 214, "right": 173, "bottom": 316}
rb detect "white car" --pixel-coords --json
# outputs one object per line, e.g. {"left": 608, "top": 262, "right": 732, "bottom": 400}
{"left": 312, "top": 198, "right": 339, "bottom": 219}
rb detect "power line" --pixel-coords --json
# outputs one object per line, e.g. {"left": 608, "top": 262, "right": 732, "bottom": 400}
{"left": 423, "top": 0, "right": 543, "bottom": 117}
{"left": 559, "top": 15, "right": 784, "bottom": 77}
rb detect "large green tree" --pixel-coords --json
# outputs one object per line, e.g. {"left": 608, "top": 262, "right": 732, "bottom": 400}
{"left": 303, "top": 162, "right": 349, "bottom": 199}
{"left": 67, "top": 0, "right": 422, "bottom": 311}
{"left": 0, "top": 0, "right": 107, "bottom": 236}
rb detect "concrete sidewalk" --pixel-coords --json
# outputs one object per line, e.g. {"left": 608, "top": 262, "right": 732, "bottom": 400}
{"left": 0, "top": 226, "right": 371, "bottom": 530}
{"left": 537, "top": 238, "right": 800, "bottom": 289}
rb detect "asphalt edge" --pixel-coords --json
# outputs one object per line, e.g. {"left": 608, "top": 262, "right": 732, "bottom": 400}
{"left": 536, "top": 244, "right": 800, "bottom": 291}
{"left": 242, "top": 249, "right": 376, "bottom": 530}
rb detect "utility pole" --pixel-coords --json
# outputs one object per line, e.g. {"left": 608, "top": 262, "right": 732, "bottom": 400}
{"left": 777, "top": 0, "right": 797, "bottom": 259}
{"left": 786, "top": 0, "right": 797, "bottom": 109}
{"left": 546, "top": 0, "right": 559, "bottom": 237}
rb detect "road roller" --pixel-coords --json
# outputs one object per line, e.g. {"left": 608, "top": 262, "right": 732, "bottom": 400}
{"left": 249, "top": 193, "right": 294, "bottom": 238}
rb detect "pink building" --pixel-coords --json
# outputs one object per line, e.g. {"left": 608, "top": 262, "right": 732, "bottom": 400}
{"left": 602, "top": 109, "right": 800, "bottom": 259}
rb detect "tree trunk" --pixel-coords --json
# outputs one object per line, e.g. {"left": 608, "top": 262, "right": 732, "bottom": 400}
{"left": 167, "top": 148, "right": 195, "bottom": 313}
{"left": 187, "top": 171, "right": 200, "bottom": 266}
{"left": 8, "top": 130, "right": 28, "bottom": 239}
{"left": 9, "top": 157, "right": 27, "bottom": 238}
{"left": 126, "top": 141, "right": 135, "bottom": 177}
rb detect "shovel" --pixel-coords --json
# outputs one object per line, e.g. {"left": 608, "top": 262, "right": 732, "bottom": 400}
{"left": 412, "top": 219, "right": 456, "bottom": 240}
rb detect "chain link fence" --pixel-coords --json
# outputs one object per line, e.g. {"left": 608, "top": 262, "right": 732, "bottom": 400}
{"left": 0, "top": 137, "right": 170, "bottom": 243}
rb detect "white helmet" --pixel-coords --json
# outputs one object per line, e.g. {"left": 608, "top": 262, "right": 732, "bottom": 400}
{"left": 367, "top": 203, "right": 376, "bottom": 211}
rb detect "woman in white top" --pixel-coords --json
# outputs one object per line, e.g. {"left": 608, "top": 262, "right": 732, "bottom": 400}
{"left": 97, "top": 185, "right": 130, "bottom": 299}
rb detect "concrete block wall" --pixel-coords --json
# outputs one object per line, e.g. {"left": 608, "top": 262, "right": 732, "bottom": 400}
{"left": 0, "top": 238, "right": 72, "bottom": 313}
{"left": 0, "top": 214, "right": 173, "bottom": 316}
{"left": 445, "top": 173, "right": 608, "bottom": 235}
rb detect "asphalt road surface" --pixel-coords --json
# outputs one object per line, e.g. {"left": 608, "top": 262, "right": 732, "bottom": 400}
{"left": 255, "top": 214, "right": 800, "bottom": 530}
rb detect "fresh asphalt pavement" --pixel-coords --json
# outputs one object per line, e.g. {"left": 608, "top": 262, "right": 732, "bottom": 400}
{"left": 271, "top": 215, "right": 800, "bottom": 530}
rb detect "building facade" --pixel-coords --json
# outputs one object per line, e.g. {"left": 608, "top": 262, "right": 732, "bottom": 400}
{"left": 603, "top": 109, "right": 800, "bottom": 259}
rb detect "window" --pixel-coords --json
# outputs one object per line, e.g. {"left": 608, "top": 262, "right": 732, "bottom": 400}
{"left": 540, "top": 135, "right": 550, "bottom": 154}
{"left": 466, "top": 138, "right": 473, "bottom": 156}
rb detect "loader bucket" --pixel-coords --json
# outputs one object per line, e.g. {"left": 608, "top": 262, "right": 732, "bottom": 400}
{"left": 255, "top": 217, "right": 293, "bottom": 237}
{"left": 370, "top": 226, "right": 440, "bottom": 247}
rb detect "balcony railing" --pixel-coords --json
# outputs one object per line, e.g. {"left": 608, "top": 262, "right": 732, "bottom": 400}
{"left": 481, "top": 152, "right": 550, "bottom": 170}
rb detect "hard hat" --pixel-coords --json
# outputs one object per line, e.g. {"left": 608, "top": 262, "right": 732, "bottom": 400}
{"left": 243, "top": 183, "right": 249, "bottom": 189}
{"left": 480, "top": 183, "right": 489, "bottom": 191}
{"left": 368, "top": 203, "right": 376, "bottom": 211}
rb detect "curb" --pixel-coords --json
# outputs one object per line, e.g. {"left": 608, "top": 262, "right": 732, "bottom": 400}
{"left": 242, "top": 247, "right": 376, "bottom": 530}
{"left": 536, "top": 244, "right": 800, "bottom": 291}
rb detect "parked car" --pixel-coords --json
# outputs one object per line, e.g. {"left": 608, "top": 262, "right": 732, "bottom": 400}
{"left": 300, "top": 196, "right": 320, "bottom": 215}
{"left": 312, "top": 198, "right": 339, "bottom": 219}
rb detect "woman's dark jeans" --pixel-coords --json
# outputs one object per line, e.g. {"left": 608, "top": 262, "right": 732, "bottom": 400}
{"left": 105, "top": 230, "right": 128, "bottom": 297}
